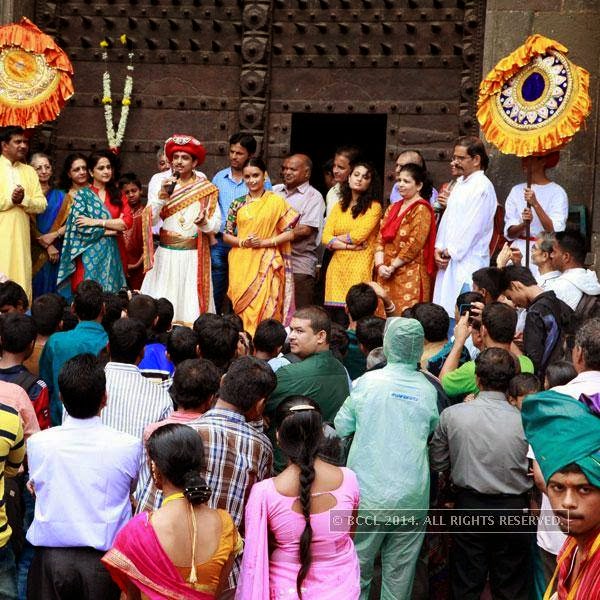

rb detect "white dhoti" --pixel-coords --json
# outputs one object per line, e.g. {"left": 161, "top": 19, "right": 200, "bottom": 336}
{"left": 142, "top": 176, "right": 221, "bottom": 325}
{"left": 141, "top": 243, "right": 215, "bottom": 326}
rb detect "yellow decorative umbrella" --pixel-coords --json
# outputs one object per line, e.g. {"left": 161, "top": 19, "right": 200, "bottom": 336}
{"left": 0, "top": 17, "right": 74, "bottom": 128}
{"left": 477, "top": 35, "right": 591, "bottom": 267}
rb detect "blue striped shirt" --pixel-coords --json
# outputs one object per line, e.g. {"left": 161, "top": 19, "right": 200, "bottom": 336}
{"left": 101, "top": 362, "right": 173, "bottom": 498}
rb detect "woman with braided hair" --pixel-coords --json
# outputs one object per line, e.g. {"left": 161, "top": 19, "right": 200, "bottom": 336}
{"left": 236, "top": 396, "right": 360, "bottom": 599}
{"left": 103, "top": 424, "right": 241, "bottom": 598}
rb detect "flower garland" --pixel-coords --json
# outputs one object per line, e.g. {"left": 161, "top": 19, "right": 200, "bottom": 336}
{"left": 101, "top": 34, "right": 134, "bottom": 153}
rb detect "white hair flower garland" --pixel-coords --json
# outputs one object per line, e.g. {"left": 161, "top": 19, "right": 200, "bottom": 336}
{"left": 100, "top": 35, "right": 134, "bottom": 153}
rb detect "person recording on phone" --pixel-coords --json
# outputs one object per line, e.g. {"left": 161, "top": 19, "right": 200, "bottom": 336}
{"left": 439, "top": 302, "right": 534, "bottom": 398}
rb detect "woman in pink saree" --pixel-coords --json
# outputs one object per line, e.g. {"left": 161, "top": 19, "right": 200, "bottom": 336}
{"left": 236, "top": 396, "right": 360, "bottom": 599}
{"left": 103, "top": 424, "right": 241, "bottom": 599}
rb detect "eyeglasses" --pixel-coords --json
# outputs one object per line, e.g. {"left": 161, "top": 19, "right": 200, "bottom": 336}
{"left": 451, "top": 155, "right": 471, "bottom": 162}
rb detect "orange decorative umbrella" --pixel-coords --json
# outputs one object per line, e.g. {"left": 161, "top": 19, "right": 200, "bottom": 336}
{"left": 477, "top": 34, "right": 592, "bottom": 265}
{"left": 0, "top": 17, "right": 74, "bottom": 128}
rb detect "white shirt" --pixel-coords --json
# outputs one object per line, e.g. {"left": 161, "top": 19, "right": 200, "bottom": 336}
{"left": 147, "top": 168, "right": 208, "bottom": 230}
{"left": 545, "top": 268, "right": 600, "bottom": 310}
{"left": 27, "top": 415, "right": 141, "bottom": 550}
{"left": 325, "top": 183, "right": 343, "bottom": 218}
{"left": 504, "top": 182, "right": 568, "bottom": 279}
{"left": 527, "top": 446, "right": 566, "bottom": 555}
{"left": 552, "top": 370, "right": 600, "bottom": 399}
{"left": 433, "top": 170, "right": 497, "bottom": 316}
{"left": 538, "top": 270, "right": 561, "bottom": 289}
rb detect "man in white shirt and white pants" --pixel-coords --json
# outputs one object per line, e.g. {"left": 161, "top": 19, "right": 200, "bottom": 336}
{"left": 434, "top": 136, "right": 497, "bottom": 321}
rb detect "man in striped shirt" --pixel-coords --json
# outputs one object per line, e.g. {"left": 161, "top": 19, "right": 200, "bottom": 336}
{"left": 136, "top": 358, "right": 221, "bottom": 513}
{"left": 197, "top": 356, "right": 275, "bottom": 597}
{"left": 101, "top": 318, "right": 172, "bottom": 499}
{"left": 0, "top": 401, "right": 26, "bottom": 598}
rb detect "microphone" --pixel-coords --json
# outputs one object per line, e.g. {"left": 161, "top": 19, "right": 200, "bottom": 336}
{"left": 166, "top": 171, "right": 180, "bottom": 195}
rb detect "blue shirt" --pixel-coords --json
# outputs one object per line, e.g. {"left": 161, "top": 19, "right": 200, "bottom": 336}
{"left": 212, "top": 167, "right": 272, "bottom": 233}
{"left": 39, "top": 321, "right": 108, "bottom": 426}
{"left": 138, "top": 342, "right": 174, "bottom": 381}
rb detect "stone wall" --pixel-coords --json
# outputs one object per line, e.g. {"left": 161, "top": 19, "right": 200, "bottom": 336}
{"left": 482, "top": 0, "right": 600, "bottom": 267}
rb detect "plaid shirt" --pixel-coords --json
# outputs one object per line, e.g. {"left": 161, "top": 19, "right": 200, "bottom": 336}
{"left": 136, "top": 407, "right": 273, "bottom": 589}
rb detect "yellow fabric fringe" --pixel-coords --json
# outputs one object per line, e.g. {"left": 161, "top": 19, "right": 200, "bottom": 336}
{"left": 477, "top": 34, "right": 591, "bottom": 157}
{"left": 0, "top": 17, "right": 74, "bottom": 128}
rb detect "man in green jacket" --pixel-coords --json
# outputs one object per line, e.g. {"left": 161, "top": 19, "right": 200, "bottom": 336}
{"left": 266, "top": 306, "right": 350, "bottom": 472}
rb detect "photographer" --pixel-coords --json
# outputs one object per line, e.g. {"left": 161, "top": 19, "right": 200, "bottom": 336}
{"left": 439, "top": 302, "right": 534, "bottom": 398}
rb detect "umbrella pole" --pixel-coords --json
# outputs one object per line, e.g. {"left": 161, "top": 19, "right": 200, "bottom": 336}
{"left": 525, "top": 160, "right": 532, "bottom": 269}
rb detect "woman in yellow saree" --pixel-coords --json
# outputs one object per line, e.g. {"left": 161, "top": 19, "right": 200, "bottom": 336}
{"left": 223, "top": 158, "right": 298, "bottom": 335}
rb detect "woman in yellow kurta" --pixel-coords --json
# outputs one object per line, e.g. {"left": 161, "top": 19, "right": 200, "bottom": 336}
{"left": 224, "top": 158, "right": 298, "bottom": 335}
{"left": 323, "top": 161, "right": 383, "bottom": 308}
{"left": 374, "top": 163, "right": 436, "bottom": 314}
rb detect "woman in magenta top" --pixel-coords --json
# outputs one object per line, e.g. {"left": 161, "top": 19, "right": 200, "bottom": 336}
{"left": 236, "top": 396, "right": 360, "bottom": 599}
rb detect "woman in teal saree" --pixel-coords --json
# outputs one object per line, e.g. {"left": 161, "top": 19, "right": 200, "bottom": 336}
{"left": 57, "top": 153, "right": 126, "bottom": 298}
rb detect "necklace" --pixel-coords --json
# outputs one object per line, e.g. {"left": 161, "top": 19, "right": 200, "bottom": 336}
{"left": 162, "top": 491, "right": 185, "bottom": 507}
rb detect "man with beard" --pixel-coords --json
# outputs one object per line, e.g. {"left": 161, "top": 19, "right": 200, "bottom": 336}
{"left": 522, "top": 388, "right": 600, "bottom": 599}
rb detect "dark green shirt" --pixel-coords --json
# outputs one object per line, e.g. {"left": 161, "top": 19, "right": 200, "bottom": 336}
{"left": 343, "top": 329, "right": 367, "bottom": 380}
{"left": 266, "top": 350, "right": 350, "bottom": 471}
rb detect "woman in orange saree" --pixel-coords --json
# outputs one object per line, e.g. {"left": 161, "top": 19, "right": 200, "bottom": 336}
{"left": 374, "top": 163, "right": 436, "bottom": 314}
{"left": 223, "top": 158, "right": 298, "bottom": 335}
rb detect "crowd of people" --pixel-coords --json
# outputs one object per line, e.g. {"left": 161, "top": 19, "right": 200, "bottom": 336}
{"left": 0, "top": 122, "right": 599, "bottom": 599}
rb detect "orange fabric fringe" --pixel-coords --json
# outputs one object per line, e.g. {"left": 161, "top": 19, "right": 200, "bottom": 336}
{"left": 0, "top": 17, "right": 74, "bottom": 128}
{"left": 476, "top": 34, "right": 591, "bottom": 157}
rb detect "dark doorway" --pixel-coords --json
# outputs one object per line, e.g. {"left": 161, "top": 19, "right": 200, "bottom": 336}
{"left": 290, "top": 113, "right": 388, "bottom": 197}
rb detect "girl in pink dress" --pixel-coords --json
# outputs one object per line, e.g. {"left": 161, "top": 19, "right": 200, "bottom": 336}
{"left": 236, "top": 396, "right": 360, "bottom": 599}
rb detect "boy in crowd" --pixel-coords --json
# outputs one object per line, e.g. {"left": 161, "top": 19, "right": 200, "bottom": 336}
{"left": 440, "top": 302, "right": 534, "bottom": 398}
{"left": 500, "top": 265, "right": 572, "bottom": 379}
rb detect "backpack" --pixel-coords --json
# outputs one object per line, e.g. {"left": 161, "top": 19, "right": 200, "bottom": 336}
{"left": 6, "top": 369, "right": 51, "bottom": 430}
{"left": 575, "top": 292, "right": 600, "bottom": 321}
{"left": 534, "top": 294, "right": 574, "bottom": 368}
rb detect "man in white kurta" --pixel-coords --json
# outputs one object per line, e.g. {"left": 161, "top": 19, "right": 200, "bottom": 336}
{"left": 433, "top": 137, "right": 497, "bottom": 318}
{"left": 141, "top": 135, "right": 220, "bottom": 325}
{"left": 504, "top": 155, "right": 568, "bottom": 280}
{"left": 0, "top": 127, "right": 47, "bottom": 301}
